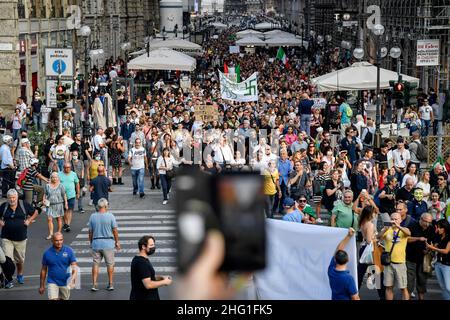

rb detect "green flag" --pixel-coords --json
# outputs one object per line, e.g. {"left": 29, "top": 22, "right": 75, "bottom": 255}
{"left": 235, "top": 64, "right": 241, "bottom": 83}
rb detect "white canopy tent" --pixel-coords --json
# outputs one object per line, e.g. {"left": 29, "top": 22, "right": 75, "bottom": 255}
{"left": 127, "top": 48, "right": 196, "bottom": 71}
{"left": 149, "top": 38, "right": 202, "bottom": 56}
{"left": 236, "top": 29, "right": 264, "bottom": 39}
{"left": 236, "top": 36, "right": 266, "bottom": 47}
{"left": 264, "top": 37, "right": 307, "bottom": 48}
{"left": 210, "top": 22, "right": 228, "bottom": 29}
{"left": 254, "top": 22, "right": 281, "bottom": 30}
{"left": 311, "top": 61, "right": 420, "bottom": 92}
{"left": 263, "top": 30, "right": 296, "bottom": 39}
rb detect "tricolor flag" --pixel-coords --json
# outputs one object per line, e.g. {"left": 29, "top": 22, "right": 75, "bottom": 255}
{"left": 276, "top": 47, "right": 289, "bottom": 67}
{"left": 223, "top": 63, "right": 241, "bottom": 82}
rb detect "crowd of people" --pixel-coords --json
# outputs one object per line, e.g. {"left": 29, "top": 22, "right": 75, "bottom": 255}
{"left": 0, "top": 24, "right": 449, "bottom": 301}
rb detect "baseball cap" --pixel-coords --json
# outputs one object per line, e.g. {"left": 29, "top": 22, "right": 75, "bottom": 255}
{"left": 283, "top": 198, "right": 295, "bottom": 208}
{"left": 302, "top": 206, "right": 316, "bottom": 218}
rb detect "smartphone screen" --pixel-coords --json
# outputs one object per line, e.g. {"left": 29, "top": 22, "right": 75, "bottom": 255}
{"left": 214, "top": 172, "right": 266, "bottom": 271}
{"left": 383, "top": 221, "right": 392, "bottom": 227}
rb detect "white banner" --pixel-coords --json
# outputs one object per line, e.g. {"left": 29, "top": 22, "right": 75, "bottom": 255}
{"left": 253, "top": 220, "right": 357, "bottom": 300}
{"left": 416, "top": 39, "right": 440, "bottom": 66}
{"left": 219, "top": 71, "right": 258, "bottom": 102}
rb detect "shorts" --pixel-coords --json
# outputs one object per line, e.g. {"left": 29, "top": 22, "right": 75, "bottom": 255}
{"left": 384, "top": 263, "right": 408, "bottom": 289}
{"left": 92, "top": 249, "right": 115, "bottom": 267}
{"left": 1, "top": 239, "right": 27, "bottom": 264}
{"left": 67, "top": 198, "right": 76, "bottom": 210}
{"left": 48, "top": 283, "right": 70, "bottom": 300}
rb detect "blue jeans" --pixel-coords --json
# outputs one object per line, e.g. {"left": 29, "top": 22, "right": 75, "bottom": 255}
{"left": 435, "top": 262, "right": 450, "bottom": 300}
{"left": 12, "top": 129, "right": 20, "bottom": 142}
{"left": 160, "top": 174, "right": 172, "bottom": 200}
{"left": 33, "top": 113, "right": 41, "bottom": 131}
{"left": 273, "top": 181, "right": 288, "bottom": 213}
{"left": 300, "top": 114, "right": 312, "bottom": 136}
{"left": 421, "top": 119, "right": 431, "bottom": 137}
{"left": 131, "top": 168, "right": 145, "bottom": 194}
{"left": 56, "top": 159, "right": 65, "bottom": 172}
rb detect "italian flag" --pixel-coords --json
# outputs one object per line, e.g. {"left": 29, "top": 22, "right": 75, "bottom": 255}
{"left": 276, "top": 47, "right": 289, "bottom": 67}
{"left": 224, "top": 63, "right": 241, "bottom": 82}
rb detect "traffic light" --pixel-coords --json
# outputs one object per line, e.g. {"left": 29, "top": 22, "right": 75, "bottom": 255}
{"left": 393, "top": 81, "right": 404, "bottom": 100}
{"left": 404, "top": 81, "right": 418, "bottom": 107}
{"left": 56, "top": 83, "right": 71, "bottom": 109}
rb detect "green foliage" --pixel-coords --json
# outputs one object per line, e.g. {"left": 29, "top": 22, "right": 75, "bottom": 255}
{"left": 27, "top": 125, "right": 50, "bottom": 161}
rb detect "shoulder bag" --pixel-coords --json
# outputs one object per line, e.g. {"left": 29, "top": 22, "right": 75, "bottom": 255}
{"left": 163, "top": 158, "right": 175, "bottom": 179}
{"left": 381, "top": 229, "right": 401, "bottom": 266}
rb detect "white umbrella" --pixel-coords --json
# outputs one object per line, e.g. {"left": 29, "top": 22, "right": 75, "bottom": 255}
{"left": 236, "top": 29, "right": 264, "bottom": 39}
{"left": 254, "top": 22, "right": 281, "bottom": 30}
{"left": 127, "top": 47, "right": 196, "bottom": 72}
{"left": 311, "top": 61, "right": 420, "bottom": 92}
{"left": 264, "top": 37, "right": 306, "bottom": 47}
{"left": 236, "top": 36, "right": 266, "bottom": 47}
{"left": 149, "top": 39, "right": 203, "bottom": 56}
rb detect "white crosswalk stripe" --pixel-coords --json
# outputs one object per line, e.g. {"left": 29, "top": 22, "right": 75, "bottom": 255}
{"left": 70, "top": 209, "right": 178, "bottom": 275}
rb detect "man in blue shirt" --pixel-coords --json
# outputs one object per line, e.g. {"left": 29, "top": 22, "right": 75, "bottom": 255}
{"left": 89, "top": 165, "right": 111, "bottom": 209}
{"left": 274, "top": 149, "right": 293, "bottom": 214}
{"left": 328, "top": 228, "right": 360, "bottom": 300}
{"left": 0, "top": 135, "right": 16, "bottom": 197}
{"left": 297, "top": 93, "right": 314, "bottom": 136}
{"left": 88, "top": 198, "right": 120, "bottom": 291}
{"left": 39, "top": 232, "right": 77, "bottom": 300}
{"left": 282, "top": 198, "right": 304, "bottom": 223}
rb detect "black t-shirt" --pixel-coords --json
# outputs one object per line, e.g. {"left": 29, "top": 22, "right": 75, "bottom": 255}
{"left": 437, "top": 235, "right": 450, "bottom": 266}
{"left": 406, "top": 221, "right": 434, "bottom": 263}
{"left": 130, "top": 255, "right": 160, "bottom": 300}
{"left": 374, "top": 153, "right": 388, "bottom": 169}
{"left": 117, "top": 98, "right": 127, "bottom": 116}
{"left": 379, "top": 186, "right": 396, "bottom": 214}
{"left": 322, "top": 179, "right": 338, "bottom": 211}
{"left": 0, "top": 201, "right": 35, "bottom": 241}
{"left": 70, "top": 141, "right": 88, "bottom": 161}
{"left": 31, "top": 100, "right": 43, "bottom": 114}
{"left": 396, "top": 187, "right": 414, "bottom": 203}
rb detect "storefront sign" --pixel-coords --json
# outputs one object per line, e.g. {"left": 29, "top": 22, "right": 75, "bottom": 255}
{"left": 416, "top": 39, "right": 440, "bottom": 66}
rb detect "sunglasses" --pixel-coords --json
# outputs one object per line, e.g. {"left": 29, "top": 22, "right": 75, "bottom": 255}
{"left": 298, "top": 199, "right": 307, "bottom": 203}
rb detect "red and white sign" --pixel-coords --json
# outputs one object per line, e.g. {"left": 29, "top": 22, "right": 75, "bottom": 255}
{"left": 416, "top": 39, "right": 440, "bottom": 66}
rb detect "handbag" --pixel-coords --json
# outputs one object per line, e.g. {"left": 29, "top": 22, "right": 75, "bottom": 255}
{"left": 422, "top": 250, "right": 434, "bottom": 274}
{"left": 359, "top": 241, "right": 375, "bottom": 265}
{"left": 381, "top": 229, "right": 401, "bottom": 266}
{"left": 163, "top": 158, "right": 175, "bottom": 179}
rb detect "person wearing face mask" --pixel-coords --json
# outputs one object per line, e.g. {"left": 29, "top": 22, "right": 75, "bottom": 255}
{"left": 130, "top": 235, "right": 172, "bottom": 300}
{"left": 407, "top": 188, "right": 428, "bottom": 221}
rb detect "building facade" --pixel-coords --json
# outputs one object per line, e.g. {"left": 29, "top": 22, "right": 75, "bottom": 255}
{"left": 223, "top": 0, "right": 247, "bottom": 14}
{"left": 0, "top": 0, "right": 160, "bottom": 114}
{"left": 274, "top": 0, "right": 450, "bottom": 92}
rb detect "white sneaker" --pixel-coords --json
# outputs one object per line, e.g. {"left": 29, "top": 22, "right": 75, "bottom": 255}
{"left": 411, "top": 292, "right": 416, "bottom": 298}
{"left": 89, "top": 200, "right": 93, "bottom": 206}
{"left": 162, "top": 200, "right": 168, "bottom": 205}
{"left": 316, "top": 218, "right": 324, "bottom": 224}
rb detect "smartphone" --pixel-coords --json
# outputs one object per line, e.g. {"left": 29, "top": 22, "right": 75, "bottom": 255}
{"left": 176, "top": 168, "right": 266, "bottom": 273}
{"left": 383, "top": 221, "right": 392, "bottom": 227}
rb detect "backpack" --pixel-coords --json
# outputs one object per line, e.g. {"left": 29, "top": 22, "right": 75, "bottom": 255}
{"left": 16, "top": 168, "right": 29, "bottom": 188}
{"left": 363, "top": 128, "right": 373, "bottom": 145}
{"left": 412, "top": 141, "right": 427, "bottom": 162}
{"left": 345, "top": 104, "right": 353, "bottom": 118}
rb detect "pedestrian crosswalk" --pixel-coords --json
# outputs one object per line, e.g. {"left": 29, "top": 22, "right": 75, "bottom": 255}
{"left": 70, "top": 209, "right": 178, "bottom": 275}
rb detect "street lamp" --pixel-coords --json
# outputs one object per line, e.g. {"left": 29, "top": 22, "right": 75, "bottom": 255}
{"left": 353, "top": 24, "right": 402, "bottom": 147}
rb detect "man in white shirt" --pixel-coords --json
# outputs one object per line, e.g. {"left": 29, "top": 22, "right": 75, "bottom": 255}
{"left": 92, "top": 128, "right": 104, "bottom": 153}
{"left": 391, "top": 138, "right": 410, "bottom": 183}
{"left": 16, "top": 97, "right": 27, "bottom": 130}
{"left": 128, "top": 138, "right": 148, "bottom": 198}
{"left": 418, "top": 99, "right": 433, "bottom": 137}
{"left": 261, "top": 145, "right": 278, "bottom": 169}
{"left": 212, "top": 137, "right": 234, "bottom": 168}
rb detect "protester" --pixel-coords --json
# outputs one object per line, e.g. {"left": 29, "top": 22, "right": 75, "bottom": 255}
{"left": 39, "top": 232, "right": 77, "bottom": 300}
{"left": 130, "top": 235, "right": 172, "bottom": 300}
{"left": 0, "top": 189, "right": 38, "bottom": 284}
{"left": 88, "top": 198, "right": 120, "bottom": 291}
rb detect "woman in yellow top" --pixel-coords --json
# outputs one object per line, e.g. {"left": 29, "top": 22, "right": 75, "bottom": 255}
{"left": 89, "top": 151, "right": 104, "bottom": 181}
{"left": 263, "top": 160, "right": 282, "bottom": 218}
